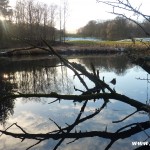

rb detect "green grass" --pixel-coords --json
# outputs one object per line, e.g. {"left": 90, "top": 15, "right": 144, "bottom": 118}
{"left": 67, "top": 40, "right": 100, "bottom": 46}
{"left": 67, "top": 40, "right": 133, "bottom": 46}
{"left": 67, "top": 40, "right": 148, "bottom": 48}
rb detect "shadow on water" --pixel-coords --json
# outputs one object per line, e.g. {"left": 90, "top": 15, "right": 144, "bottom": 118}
{"left": 0, "top": 54, "right": 150, "bottom": 150}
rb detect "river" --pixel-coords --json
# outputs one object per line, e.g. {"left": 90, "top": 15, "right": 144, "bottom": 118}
{"left": 0, "top": 54, "right": 149, "bottom": 150}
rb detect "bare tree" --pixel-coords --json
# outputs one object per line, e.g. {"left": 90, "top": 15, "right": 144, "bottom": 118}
{"left": 62, "top": 0, "right": 68, "bottom": 42}
{"left": 34, "top": 2, "right": 44, "bottom": 41}
{"left": 13, "top": 0, "right": 59, "bottom": 43}
{"left": 58, "top": 0, "right": 68, "bottom": 42}
{"left": 59, "top": 2, "right": 62, "bottom": 42}
{"left": 48, "top": 4, "right": 57, "bottom": 41}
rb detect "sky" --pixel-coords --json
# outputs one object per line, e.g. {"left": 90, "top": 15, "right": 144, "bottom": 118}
{"left": 9, "top": 0, "right": 150, "bottom": 33}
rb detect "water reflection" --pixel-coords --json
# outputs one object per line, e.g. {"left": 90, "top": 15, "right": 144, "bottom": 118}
{"left": 77, "top": 54, "right": 133, "bottom": 75}
{"left": 0, "top": 54, "right": 133, "bottom": 96}
{"left": 0, "top": 73, "right": 16, "bottom": 126}
{"left": 0, "top": 54, "right": 149, "bottom": 150}
{"left": 0, "top": 57, "right": 74, "bottom": 94}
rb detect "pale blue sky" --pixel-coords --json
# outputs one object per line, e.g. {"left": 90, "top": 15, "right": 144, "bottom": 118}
{"left": 9, "top": 0, "right": 150, "bottom": 33}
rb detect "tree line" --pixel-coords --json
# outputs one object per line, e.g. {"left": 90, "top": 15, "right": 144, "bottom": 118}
{"left": 0, "top": 0, "right": 68, "bottom": 48}
{"left": 77, "top": 17, "right": 150, "bottom": 40}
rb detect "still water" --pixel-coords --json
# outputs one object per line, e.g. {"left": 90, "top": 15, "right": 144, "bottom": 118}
{"left": 0, "top": 54, "right": 150, "bottom": 150}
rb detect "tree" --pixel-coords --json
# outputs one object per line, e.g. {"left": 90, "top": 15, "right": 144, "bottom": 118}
{"left": 62, "top": 0, "right": 68, "bottom": 42}
{"left": 58, "top": 0, "right": 68, "bottom": 42}
{"left": 77, "top": 18, "right": 144, "bottom": 40}
{"left": 0, "top": 0, "right": 9, "bottom": 18}
{"left": 48, "top": 4, "right": 57, "bottom": 41}
{"left": 77, "top": 13, "right": 150, "bottom": 40}
{"left": 106, "top": 17, "right": 129, "bottom": 40}
{"left": 77, "top": 20, "right": 98, "bottom": 37}
{"left": 13, "top": 0, "right": 58, "bottom": 43}
{"left": 0, "top": 0, "right": 13, "bottom": 46}
{"left": 97, "top": 0, "right": 150, "bottom": 37}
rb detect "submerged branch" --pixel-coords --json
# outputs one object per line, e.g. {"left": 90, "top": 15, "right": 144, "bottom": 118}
{"left": 1, "top": 92, "right": 150, "bottom": 112}
{"left": 0, "top": 121, "right": 149, "bottom": 141}
{"left": 112, "top": 110, "right": 139, "bottom": 123}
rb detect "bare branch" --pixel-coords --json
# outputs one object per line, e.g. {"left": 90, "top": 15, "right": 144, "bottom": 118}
{"left": 112, "top": 110, "right": 139, "bottom": 123}
{"left": 67, "top": 138, "right": 79, "bottom": 144}
{"left": 0, "top": 123, "right": 16, "bottom": 136}
{"left": 48, "top": 98, "right": 60, "bottom": 104}
{"left": 1, "top": 92, "right": 150, "bottom": 112}
{"left": 0, "top": 121, "right": 150, "bottom": 141}
{"left": 49, "top": 118, "right": 64, "bottom": 133}
{"left": 26, "top": 140, "right": 43, "bottom": 150}
{"left": 14, "top": 123, "right": 28, "bottom": 134}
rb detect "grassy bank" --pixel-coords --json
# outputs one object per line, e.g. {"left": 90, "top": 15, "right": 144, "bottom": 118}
{"left": 0, "top": 39, "right": 150, "bottom": 56}
{"left": 67, "top": 40, "right": 149, "bottom": 49}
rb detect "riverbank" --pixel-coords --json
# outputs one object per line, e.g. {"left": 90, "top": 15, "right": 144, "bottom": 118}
{"left": 0, "top": 46, "right": 126, "bottom": 57}
{"left": 0, "top": 40, "right": 149, "bottom": 56}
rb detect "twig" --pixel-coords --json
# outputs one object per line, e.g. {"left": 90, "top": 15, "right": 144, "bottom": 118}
{"left": 14, "top": 123, "right": 27, "bottom": 134}
{"left": 48, "top": 98, "right": 60, "bottom": 104}
{"left": 138, "top": 123, "right": 150, "bottom": 139}
{"left": 67, "top": 138, "right": 79, "bottom": 144}
{"left": 136, "top": 77, "right": 150, "bottom": 81}
{"left": 112, "top": 110, "right": 139, "bottom": 123}
{"left": 49, "top": 118, "right": 64, "bottom": 133}
{"left": 0, "top": 123, "right": 16, "bottom": 136}
{"left": 26, "top": 140, "right": 43, "bottom": 150}
{"left": 116, "top": 122, "right": 139, "bottom": 133}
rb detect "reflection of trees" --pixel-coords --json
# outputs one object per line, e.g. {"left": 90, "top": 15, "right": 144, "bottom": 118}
{"left": 13, "top": 66, "right": 73, "bottom": 94}
{"left": 0, "top": 74, "right": 16, "bottom": 125}
{"left": 0, "top": 44, "right": 150, "bottom": 150}
{"left": 0, "top": 57, "right": 73, "bottom": 94}
{"left": 0, "top": 98, "right": 15, "bottom": 126}
{"left": 78, "top": 54, "right": 134, "bottom": 75}
{"left": 0, "top": 57, "right": 73, "bottom": 125}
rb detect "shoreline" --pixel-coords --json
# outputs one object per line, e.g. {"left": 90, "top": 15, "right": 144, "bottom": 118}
{"left": 0, "top": 45, "right": 127, "bottom": 57}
